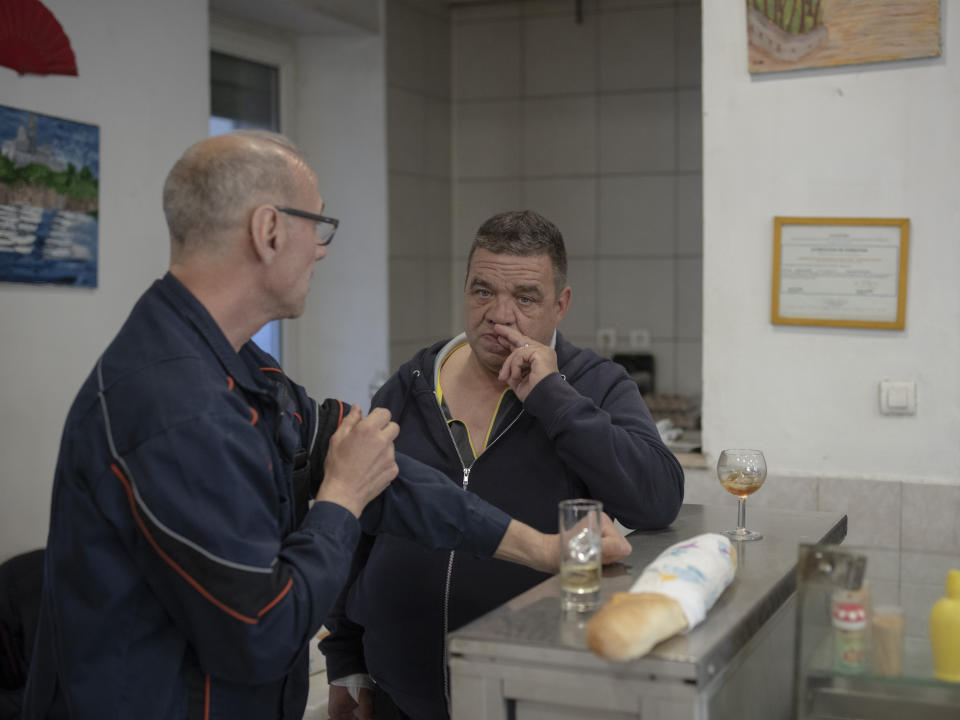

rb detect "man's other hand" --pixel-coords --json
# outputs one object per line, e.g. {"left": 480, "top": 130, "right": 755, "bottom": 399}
{"left": 493, "top": 512, "right": 631, "bottom": 574}
{"left": 327, "top": 684, "right": 374, "bottom": 720}
{"left": 598, "top": 512, "right": 632, "bottom": 564}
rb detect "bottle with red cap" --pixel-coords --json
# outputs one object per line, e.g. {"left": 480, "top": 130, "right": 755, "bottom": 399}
{"left": 833, "top": 598, "right": 868, "bottom": 672}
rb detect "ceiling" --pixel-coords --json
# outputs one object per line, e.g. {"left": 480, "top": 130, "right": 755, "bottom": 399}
{"left": 208, "top": 0, "right": 381, "bottom": 34}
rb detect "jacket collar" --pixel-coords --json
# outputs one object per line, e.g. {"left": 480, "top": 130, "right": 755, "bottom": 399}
{"left": 155, "top": 272, "right": 267, "bottom": 394}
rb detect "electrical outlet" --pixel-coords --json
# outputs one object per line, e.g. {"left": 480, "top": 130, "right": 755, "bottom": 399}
{"left": 628, "top": 328, "right": 651, "bottom": 350}
{"left": 596, "top": 328, "right": 617, "bottom": 354}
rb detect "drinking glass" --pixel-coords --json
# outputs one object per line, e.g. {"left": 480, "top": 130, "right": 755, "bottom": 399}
{"left": 558, "top": 499, "right": 603, "bottom": 611}
{"left": 716, "top": 449, "right": 766, "bottom": 541}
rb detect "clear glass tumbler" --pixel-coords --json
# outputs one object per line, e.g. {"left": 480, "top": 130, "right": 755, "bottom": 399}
{"left": 558, "top": 499, "right": 603, "bottom": 611}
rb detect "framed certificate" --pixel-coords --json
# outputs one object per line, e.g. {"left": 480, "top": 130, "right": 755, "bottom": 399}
{"left": 771, "top": 217, "right": 910, "bottom": 330}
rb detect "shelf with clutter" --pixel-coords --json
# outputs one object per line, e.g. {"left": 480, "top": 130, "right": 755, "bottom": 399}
{"left": 794, "top": 545, "right": 960, "bottom": 719}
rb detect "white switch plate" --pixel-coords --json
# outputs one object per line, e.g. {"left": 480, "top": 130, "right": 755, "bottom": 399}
{"left": 628, "top": 328, "right": 651, "bottom": 350}
{"left": 597, "top": 328, "right": 617, "bottom": 354}
{"left": 879, "top": 379, "right": 916, "bottom": 416}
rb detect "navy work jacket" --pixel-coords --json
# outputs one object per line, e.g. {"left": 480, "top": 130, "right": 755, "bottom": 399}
{"left": 23, "top": 273, "right": 509, "bottom": 720}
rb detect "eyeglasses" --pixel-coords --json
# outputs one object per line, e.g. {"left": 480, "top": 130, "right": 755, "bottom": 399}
{"left": 275, "top": 206, "right": 340, "bottom": 246}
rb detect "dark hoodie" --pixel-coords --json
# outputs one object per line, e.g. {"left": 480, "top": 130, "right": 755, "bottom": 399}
{"left": 321, "top": 332, "right": 684, "bottom": 719}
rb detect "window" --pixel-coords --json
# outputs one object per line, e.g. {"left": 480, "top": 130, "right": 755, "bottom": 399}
{"left": 210, "top": 51, "right": 279, "bottom": 133}
{"left": 209, "top": 50, "right": 282, "bottom": 360}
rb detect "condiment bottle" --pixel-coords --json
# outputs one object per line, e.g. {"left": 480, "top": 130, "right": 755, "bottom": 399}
{"left": 833, "top": 600, "right": 868, "bottom": 672}
{"left": 930, "top": 569, "right": 960, "bottom": 683}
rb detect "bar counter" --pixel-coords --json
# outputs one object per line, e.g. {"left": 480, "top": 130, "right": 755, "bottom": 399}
{"left": 449, "top": 504, "right": 847, "bottom": 720}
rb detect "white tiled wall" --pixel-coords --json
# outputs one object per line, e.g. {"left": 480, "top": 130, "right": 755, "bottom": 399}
{"left": 675, "top": 173, "right": 703, "bottom": 255}
{"left": 599, "top": 93, "right": 676, "bottom": 173}
{"left": 451, "top": 0, "right": 703, "bottom": 393}
{"left": 597, "top": 258, "right": 676, "bottom": 338}
{"left": 675, "top": 257, "right": 702, "bottom": 339}
{"left": 386, "top": 0, "right": 703, "bottom": 388}
{"left": 521, "top": 178, "right": 598, "bottom": 256}
{"left": 524, "top": 14, "right": 597, "bottom": 94}
{"left": 454, "top": 20, "right": 521, "bottom": 99}
{"left": 598, "top": 176, "right": 675, "bottom": 256}
{"left": 561, "top": 258, "right": 598, "bottom": 338}
{"left": 674, "top": 340, "right": 701, "bottom": 396}
{"left": 523, "top": 96, "right": 598, "bottom": 176}
{"left": 599, "top": 5, "right": 675, "bottom": 90}
{"left": 386, "top": 0, "right": 452, "bottom": 369}
{"left": 454, "top": 100, "right": 522, "bottom": 177}
{"left": 453, "top": 179, "right": 523, "bottom": 255}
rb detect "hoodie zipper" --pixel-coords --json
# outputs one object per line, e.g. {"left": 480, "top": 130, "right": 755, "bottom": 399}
{"left": 437, "top": 390, "right": 524, "bottom": 717}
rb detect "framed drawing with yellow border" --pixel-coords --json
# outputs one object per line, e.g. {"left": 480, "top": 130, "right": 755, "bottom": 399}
{"left": 771, "top": 217, "right": 909, "bottom": 330}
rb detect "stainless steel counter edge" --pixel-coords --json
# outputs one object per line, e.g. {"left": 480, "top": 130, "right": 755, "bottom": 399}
{"left": 449, "top": 504, "right": 848, "bottom": 687}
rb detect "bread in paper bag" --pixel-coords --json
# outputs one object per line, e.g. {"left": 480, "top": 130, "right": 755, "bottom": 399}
{"left": 586, "top": 533, "right": 737, "bottom": 661}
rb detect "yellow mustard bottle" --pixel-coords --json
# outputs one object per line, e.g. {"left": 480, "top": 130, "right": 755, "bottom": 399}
{"left": 930, "top": 569, "right": 960, "bottom": 682}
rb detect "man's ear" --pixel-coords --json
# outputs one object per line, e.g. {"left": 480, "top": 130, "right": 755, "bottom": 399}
{"left": 249, "top": 204, "right": 283, "bottom": 265}
{"left": 555, "top": 285, "right": 572, "bottom": 322}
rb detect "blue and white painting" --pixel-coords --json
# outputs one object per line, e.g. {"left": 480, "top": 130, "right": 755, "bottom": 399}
{"left": 0, "top": 105, "right": 99, "bottom": 287}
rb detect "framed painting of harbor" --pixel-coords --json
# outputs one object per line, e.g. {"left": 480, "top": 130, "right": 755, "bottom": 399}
{"left": 747, "top": 0, "right": 941, "bottom": 74}
{"left": 0, "top": 105, "right": 99, "bottom": 287}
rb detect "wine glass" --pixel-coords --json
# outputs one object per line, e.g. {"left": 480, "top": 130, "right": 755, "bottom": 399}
{"left": 717, "top": 449, "right": 766, "bottom": 541}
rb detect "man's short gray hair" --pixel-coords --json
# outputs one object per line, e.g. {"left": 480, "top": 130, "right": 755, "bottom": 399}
{"left": 162, "top": 130, "right": 308, "bottom": 249}
{"left": 467, "top": 210, "right": 568, "bottom": 291}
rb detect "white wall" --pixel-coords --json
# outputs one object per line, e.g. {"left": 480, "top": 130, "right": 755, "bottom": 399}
{"left": 291, "top": 33, "right": 389, "bottom": 407}
{"left": 702, "top": 3, "right": 960, "bottom": 482}
{"left": 0, "top": 0, "right": 209, "bottom": 560}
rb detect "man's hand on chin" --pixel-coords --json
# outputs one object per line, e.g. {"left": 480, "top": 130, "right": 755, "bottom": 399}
{"left": 493, "top": 324, "right": 559, "bottom": 401}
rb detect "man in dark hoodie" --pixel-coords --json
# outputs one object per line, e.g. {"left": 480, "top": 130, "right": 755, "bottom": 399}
{"left": 323, "top": 210, "right": 685, "bottom": 720}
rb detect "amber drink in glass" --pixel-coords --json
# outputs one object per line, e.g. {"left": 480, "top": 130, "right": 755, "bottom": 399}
{"left": 717, "top": 449, "right": 766, "bottom": 541}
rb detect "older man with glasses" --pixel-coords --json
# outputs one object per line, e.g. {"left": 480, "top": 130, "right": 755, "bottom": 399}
{"left": 22, "top": 132, "right": 630, "bottom": 720}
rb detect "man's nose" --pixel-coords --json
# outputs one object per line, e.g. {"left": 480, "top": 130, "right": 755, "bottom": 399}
{"left": 486, "top": 296, "right": 516, "bottom": 325}
{"left": 314, "top": 243, "right": 327, "bottom": 262}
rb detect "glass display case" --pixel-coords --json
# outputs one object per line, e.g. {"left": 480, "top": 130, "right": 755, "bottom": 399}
{"left": 793, "top": 544, "right": 960, "bottom": 719}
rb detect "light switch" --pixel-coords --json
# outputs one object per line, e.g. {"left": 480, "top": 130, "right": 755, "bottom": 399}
{"left": 596, "top": 328, "right": 617, "bottom": 355}
{"left": 879, "top": 380, "right": 916, "bottom": 416}
{"left": 887, "top": 385, "right": 908, "bottom": 409}
{"left": 628, "top": 328, "right": 651, "bottom": 350}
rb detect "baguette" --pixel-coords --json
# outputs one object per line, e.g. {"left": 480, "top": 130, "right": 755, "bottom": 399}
{"left": 586, "top": 592, "right": 689, "bottom": 661}
{"left": 585, "top": 534, "right": 738, "bottom": 662}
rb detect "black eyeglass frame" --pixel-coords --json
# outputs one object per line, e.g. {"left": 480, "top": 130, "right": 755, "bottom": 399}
{"left": 275, "top": 206, "right": 340, "bottom": 245}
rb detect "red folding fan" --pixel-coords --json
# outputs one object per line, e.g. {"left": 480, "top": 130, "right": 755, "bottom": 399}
{"left": 0, "top": 0, "right": 78, "bottom": 76}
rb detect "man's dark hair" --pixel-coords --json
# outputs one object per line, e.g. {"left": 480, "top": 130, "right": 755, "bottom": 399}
{"left": 467, "top": 210, "right": 568, "bottom": 291}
